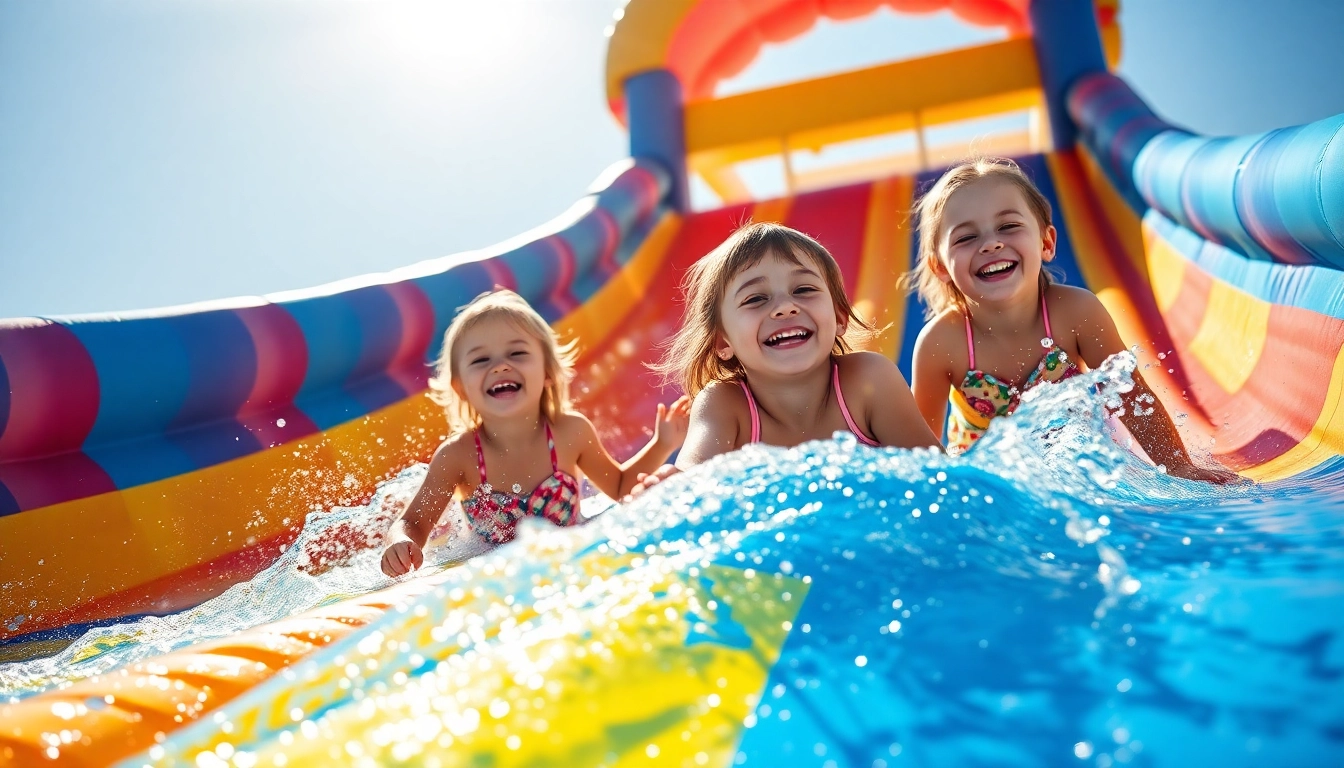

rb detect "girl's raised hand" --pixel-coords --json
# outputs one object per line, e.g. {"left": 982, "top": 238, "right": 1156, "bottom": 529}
{"left": 653, "top": 396, "right": 692, "bottom": 450}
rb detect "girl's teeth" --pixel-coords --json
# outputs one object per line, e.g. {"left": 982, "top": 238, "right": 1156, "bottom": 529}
{"left": 979, "top": 264, "right": 1012, "bottom": 277}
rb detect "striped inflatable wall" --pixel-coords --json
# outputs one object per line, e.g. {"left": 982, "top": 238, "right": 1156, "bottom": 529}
{"left": 1064, "top": 73, "right": 1344, "bottom": 480}
{"left": 0, "top": 160, "right": 669, "bottom": 647}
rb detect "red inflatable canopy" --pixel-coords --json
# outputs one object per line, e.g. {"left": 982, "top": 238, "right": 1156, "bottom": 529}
{"left": 606, "top": 0, "right": 1118, "bottom": 116}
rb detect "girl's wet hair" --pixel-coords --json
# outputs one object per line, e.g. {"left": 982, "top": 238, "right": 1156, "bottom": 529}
{"left": 654, "top": 221, "right": 874, "bottom": 397}
{"left": 428, "top": 289, "right": 576, "bottom": 433}
{"left": 903, "top": 156, "right": 1059, "bottom": 319}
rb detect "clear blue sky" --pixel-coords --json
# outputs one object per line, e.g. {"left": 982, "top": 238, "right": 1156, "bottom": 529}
{"left": 2, "top": 0, "right": 1342, "bottom": 317}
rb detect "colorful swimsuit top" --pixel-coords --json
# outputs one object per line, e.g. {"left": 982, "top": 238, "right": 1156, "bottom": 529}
{"left": 739, "top": 361, "right": 880, "bottom": 447}
{"left": 461, "top": 421, "right": 581, "bottom": 545}
{"left": 946, "top": 294, "right": 1081, "bottom": 454}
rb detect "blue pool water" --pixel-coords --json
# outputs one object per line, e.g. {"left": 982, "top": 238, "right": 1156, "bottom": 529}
{"left": 5, "top": 356, "right": 1343, "bottom": 767}
{"left": 626, "top": 361, "right": 1344, "bottom": 767}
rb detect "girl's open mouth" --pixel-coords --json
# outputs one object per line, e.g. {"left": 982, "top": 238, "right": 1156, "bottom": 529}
{"left": 976, "top": 260, "right": 1018, "bottom": 281}
{"left": 486, "top": 381, "right": 522, "bottom": 397}
{"left": 764, "top": 328, "right": 813, "bottom": 348}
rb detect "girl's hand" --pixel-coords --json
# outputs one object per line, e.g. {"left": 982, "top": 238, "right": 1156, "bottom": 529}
{"left": 381, "top": 539, "right": 424, "bottom": 577}
{"left": 1165, "top": 459, "right": 1243, "bottom": 486}
{"left": 653, "top": 396, "right": 692, "bottom": 450}
{"left": 623, "top": 464, "right": 681, "bottom": 501}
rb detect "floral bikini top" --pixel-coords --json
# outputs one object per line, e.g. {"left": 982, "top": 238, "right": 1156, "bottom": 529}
{"left": 461, "top": 422, "right": 581, "bottom": 545}
{"left": 946, "top": 294, "right": 1081, "bottom": 454}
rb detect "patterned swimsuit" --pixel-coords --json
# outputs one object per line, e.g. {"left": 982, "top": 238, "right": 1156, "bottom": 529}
{"left": 461, "top": 422, "right": 582, "bottom": 545}
{"left": 946, "top": 294, "right": 1081, "bottom": 454}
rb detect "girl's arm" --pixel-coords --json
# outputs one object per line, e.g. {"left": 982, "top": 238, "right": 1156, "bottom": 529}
{"left": 674, "top": 383, "right": 744, "bottom": 469}
{"left": 1070, "top": 290, "right": 1240, "bottom": 484}
{"left": 382, "top": 439, "right": 467, "bottom": 576}
{"left": 624, "top": 384, "right": 743, "bottom": 498}
{"left": 910, "top": 320, "right": 958, "bottom": 442}
{"left": 572, "top": 397, "right": 692, "bottom": 499}
{"left": 845, "top": 352, "right": 942, "bottom": 449}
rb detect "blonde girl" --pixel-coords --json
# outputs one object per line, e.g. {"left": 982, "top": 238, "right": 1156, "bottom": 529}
{"left": 381, "top": 290, "right": 690, "bottom": 576}
{"left": 907, "top": 157, "right": 1236, "bottom": 483}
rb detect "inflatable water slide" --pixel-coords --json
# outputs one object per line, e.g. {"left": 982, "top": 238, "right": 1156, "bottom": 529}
{"left": 2, "top": 0, "right": 1341, "bottom": 765}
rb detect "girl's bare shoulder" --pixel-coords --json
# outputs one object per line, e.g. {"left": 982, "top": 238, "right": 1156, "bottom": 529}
{"left": 694, "top": 379, "right": 751, "bottom": 421}
{"left": 433, "top": 431, "right": 473, "bottom": 460}
{"left": 917, "top": 306, "right": 965, "bottom": 341}
{"left": 1046, "top": 284, "right": 1112, "bottom": 331}
{"left": 425, "top": 431, "right": 474, "bottom": 485}
{"left": 837, "top": 350, "right": 901, "bottom": 377}
{"left": 1048, "top": 283, "right": 1104, "bottom": 309}
{"left": 836, "top": 351, "right": 909, "bottom": 400}
{"left": 913, "top": 307, "right": 967, "bottom": 366}
{"left": 552, "top": 410, "right": 600, "bottom": 444}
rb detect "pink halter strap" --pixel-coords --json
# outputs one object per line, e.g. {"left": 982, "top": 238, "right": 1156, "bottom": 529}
{"left": 474, "top": 421, "right": 558, "bottom": 485}
{"left": 964, "top": 314, "right": 977, "bottom": 371}
{"left": 737, "top": 362, "right": 878, "bottom": 447}
{"left": 833, "top": 363, "right": 877, "bottom": 446}
{"left": 964, "top": 292, "right": 1053, "bottom": 369}
{"left": 740, "top": 380, "right": 762, "bottom": 444}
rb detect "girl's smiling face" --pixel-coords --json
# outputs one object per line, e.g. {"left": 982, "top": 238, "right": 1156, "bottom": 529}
{"left": 453, "top": 315, "right": 548, "bottom": 421}
{"left": 934, "top": 177, "right": 1057, "bottom": 307}
{"left": 717, "top": 251, "right": 844, "bottom": 377}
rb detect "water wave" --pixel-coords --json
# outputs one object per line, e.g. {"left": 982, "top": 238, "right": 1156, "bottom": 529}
{"left": 6, "top": 356, "right": 1343, "bottom": 766}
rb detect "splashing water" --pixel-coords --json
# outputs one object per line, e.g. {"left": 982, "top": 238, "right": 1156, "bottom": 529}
{"left": 0, "top": 467, "right": 488, "bottom": 700}
{"left": 6, "top": 356, "right": 1344, "bottom": 767}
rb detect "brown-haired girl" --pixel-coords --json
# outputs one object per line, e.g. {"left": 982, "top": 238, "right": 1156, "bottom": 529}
{"left": 632, "top": 222, "right": 940, "bottom": 494}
